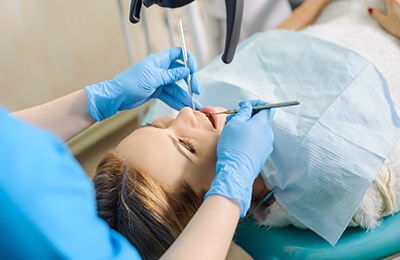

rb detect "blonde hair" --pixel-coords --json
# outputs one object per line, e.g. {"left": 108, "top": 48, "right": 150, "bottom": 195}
{"left": 93, "top": 151, "right": 202, "bottom": 260}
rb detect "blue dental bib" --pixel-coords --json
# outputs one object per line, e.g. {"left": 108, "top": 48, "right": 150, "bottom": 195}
{"left": 197, "top": 30, "right": 400, "bottom": 245}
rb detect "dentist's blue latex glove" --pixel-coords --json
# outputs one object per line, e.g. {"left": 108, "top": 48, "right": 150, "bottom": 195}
{"left": 205, "top": 100, "right": 275, "bottom": 218}
{"left": 85, "top": 47, "right": 202, "bottom": 121}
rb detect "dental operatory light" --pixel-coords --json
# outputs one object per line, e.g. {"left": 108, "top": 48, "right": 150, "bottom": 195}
{"left": 129, "top": 0, "right": 244, "bottom": 64}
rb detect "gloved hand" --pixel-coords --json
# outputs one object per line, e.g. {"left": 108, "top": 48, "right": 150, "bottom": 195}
{"left": 204, "top": 100, "right": 275, "bottom": 217}
{"left": 85, "top": 47, "right": 202, "bottom": 121}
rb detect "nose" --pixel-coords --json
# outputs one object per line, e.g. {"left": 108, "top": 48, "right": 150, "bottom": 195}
{"left": 173, "top": 107, "right": 198, "bottom": 128}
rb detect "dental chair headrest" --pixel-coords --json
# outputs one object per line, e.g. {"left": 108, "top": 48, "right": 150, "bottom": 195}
{"left": 129, "top": 0, "right": 243, "bottom": 64}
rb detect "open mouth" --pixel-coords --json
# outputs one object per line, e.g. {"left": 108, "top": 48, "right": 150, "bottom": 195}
{"left": 199, "top": 106, "right": 224, "bottom": 129}
{"left": 205, "top": 113, "right": 216, "bottom": 128}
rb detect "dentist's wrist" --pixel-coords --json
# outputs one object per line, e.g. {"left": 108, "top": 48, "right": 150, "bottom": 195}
{"left": 85, "top": 79, "right": 124, "bottom": 121}
{"left": 205, "top": 161, "right": 254, "bottom": 218}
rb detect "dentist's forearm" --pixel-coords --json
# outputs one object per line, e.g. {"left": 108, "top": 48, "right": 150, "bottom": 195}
{"left": 161, "top": 195, "right": 241, "bottom": 259}
{"left": 13, "top": 89, "right": 95, "bottom": 142}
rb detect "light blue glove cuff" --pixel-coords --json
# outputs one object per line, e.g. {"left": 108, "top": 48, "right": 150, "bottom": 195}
{"left": 204, "top": 158, "right": 253, "bottom": 218}
{"left": 85, "top": 78, "right": 125, "bottom": 122}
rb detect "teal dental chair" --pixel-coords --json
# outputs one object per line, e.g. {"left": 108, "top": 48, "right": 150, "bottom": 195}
{"left": 234, "top": 213, "right": 400, "bottom": 259}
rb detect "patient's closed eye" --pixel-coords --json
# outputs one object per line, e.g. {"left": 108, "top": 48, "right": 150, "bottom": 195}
{"left": 178, "top": 138, "right": 196, "bottom": 154}
{"left": 146, "top": 122, "right": 166, "bottom": 128}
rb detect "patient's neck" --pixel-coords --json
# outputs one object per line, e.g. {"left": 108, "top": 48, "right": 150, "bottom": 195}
{"left": 252, "top": 175, "right": 270, "bottom": 202}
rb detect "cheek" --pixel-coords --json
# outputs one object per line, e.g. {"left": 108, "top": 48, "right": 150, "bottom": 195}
{"left": 189, "top": 134, "right": 220, "bottom": 196}
{"left": 205, "top": 145, "right": 217, "bottom": 164}
{"left": 198, "top": 133, "right": 219, "bottom": 162}
{"left": 153, "top": 115, "right": 176, "bottom": 127}
{"left": 199, "top": 138, "right": 219, "bottom": 174}
{"left": 194, "top": 159, "right": 217, "bottom": 196}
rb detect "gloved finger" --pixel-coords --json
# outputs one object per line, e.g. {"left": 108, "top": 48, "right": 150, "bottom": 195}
{"left": 186, "top": 50, "right": 199, "bottom": 73}
{"left": 226, "top": 114, "right": 235, "bottom": 122}
{"left": 229, "top": 101, "right": 252, "bottom": 123}
{"left": 239, "top": 99, "right": 277, "bottom": 117}
{"left": 168, "top": 47, "right": 196, "bottom": 70}
{"left": 168, "top": 54, "right": 201, "bottom": 95}
{"left": 189, "top": 74, "right": 202, "bottom": 95}
{"left": 157, "top": 83, "right": 203, "bottom": 110}
{"left": 168, "top": 54, "right": 197, "bottom": 74}
{"left": 169, "top": 60, "right": 185, "bottom": 70}
{"left": 153, "top": 47, "right": 183, "bottom": 69}
{"left": 239, "top": 99, "right": 268, "bottom": 107}
{"left": 166, "top": 50, "right": 201, "bottom": 94}
{"left": 251, "top": 107, "right": 276, "bottom": 125}
{"left": 226, "top": 100, "right": 258, "bottom": 122}
{"left": 181, "top": 73, "right": 202, "bottom": 95}
{"left": 160, "top": 67, "right": 191, "bottom": 86}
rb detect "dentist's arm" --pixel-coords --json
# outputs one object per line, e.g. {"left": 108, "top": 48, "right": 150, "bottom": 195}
{"left": 13, "top": 48, "right": 201, "bottom": 142}
{"left": 162, "top": 195, "right": 241, "bottom": 260}
{"left": 13, "top": 89, "right": 95, "bottom": 142}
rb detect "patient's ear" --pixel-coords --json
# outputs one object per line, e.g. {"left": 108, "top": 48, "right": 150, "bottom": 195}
{"left": 226, "top": 242, "right": 253, "bottom": 260}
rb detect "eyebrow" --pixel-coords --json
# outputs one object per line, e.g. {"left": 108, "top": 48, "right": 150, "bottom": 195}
{"left": 138, "top": 124, "right": 194, "bottom": 163}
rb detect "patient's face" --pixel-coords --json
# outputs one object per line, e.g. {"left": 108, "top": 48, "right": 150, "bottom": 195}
{"left": 115, "top": 106, "right": 228, "bottom": 196}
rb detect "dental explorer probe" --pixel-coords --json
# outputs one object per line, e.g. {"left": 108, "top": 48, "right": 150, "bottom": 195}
{"left": 210, "top": 100, "right": 300, "bottom": 115}
{"left": 177, "top": 20, "right": 195, "bottom": 110}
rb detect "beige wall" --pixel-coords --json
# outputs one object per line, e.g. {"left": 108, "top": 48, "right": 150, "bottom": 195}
{"left": 0, "top": 0, "right": 177, "bottom": 111}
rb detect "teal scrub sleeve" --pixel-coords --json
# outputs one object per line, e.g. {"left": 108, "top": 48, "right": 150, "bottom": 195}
{"left": 0, "top": 107, "right": 141, "bottom": 259}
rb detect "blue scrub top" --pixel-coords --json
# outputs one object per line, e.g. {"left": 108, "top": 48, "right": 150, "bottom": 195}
{"left": 0, "top": 107, "right": 141, "bottom": 259}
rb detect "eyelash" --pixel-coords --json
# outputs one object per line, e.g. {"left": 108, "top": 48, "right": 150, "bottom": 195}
{"left": 146, "top": 122, "right": 163, "bottom": 128}
{"left": 146, "top": 123, "right": 196, "bottom": 154}
{"left": 178, "top": 138, "right": 196, "bottom": 154}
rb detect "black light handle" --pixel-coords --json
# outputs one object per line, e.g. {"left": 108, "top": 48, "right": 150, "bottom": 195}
{"left": 130, "top": 0, "right": 244, "bottom": 64}
{"left": 129, "top": 0, "right": 142, "bottom": 23}
{"left": 222, "top": 0, "right": 243, "bottom": 64}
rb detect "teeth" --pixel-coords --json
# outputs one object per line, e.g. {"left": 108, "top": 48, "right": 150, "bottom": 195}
{"left": 205, "top": 113, "right": 216, "bottom": 128}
